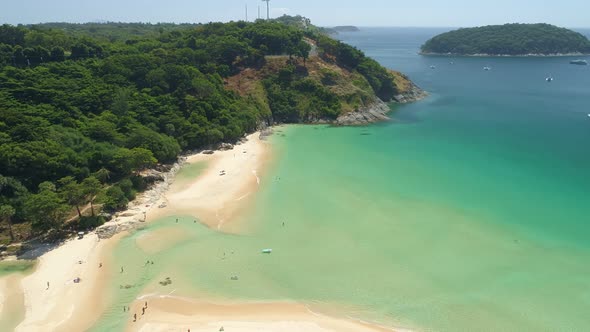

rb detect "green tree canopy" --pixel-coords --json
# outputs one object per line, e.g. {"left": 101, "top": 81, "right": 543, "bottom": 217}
{"left": 421, "top": 23, "right": 590, "bottom": 55}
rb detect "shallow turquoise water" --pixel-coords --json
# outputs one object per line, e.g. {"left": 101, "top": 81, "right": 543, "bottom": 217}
{"left": 91, "top": 29, "right": 590, "bottom": 331}
{"left": 0, "top": 260, "right": 35, "bottom": 277}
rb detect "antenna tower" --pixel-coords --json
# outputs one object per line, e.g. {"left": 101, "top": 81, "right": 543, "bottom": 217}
{"left": 261, "top": 0, "right": 270, "bottom": 20}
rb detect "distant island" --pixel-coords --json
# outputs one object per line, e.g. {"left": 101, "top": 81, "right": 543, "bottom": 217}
{"left": 321, "top": 25, "right": 360, "bottom": 35}
{"left": 420, "top": 23, "right": 590, "bottom": 56}
{"left": 332, "top": 26, "right": 360, "bottom": 32}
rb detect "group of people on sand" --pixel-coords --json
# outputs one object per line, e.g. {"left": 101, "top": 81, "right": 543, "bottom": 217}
{"left": 129, "top": 301, "right": 149, "bottom": 322}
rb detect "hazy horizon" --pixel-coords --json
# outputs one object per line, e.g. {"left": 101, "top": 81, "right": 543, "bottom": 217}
{"left": 2, "top": 0, "right": 590, "bottom": 28}
{"left": 5, "top": 22, "right": 590, "bottom": 31}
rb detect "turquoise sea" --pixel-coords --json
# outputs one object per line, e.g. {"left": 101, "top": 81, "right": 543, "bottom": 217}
{"left": 91, "top": 28, "right": 590, "bottom": 331}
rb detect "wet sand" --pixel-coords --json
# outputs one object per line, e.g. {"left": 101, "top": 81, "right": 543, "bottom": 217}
{"left": 4, "top": 131, "right": 399, "bottom": 331}
{"left": 126, "top": 297, "right": 395, "bottom": 332}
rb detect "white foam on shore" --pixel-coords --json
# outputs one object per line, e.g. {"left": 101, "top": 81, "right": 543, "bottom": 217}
{"left": 252, "top": 170, "right": 260, "bottom": 185}
{"left": 235, "top": 193, "right": 251, "bottom": 201}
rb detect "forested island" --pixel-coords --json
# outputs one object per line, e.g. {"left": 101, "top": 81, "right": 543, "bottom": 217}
{"left": 0, "top": 16, "right": 424, "bottom": 247}
{"left": 421, "top": 23, "right": 590, "bottom": 56}
{"left": 328, "top": 26, "right": 360, "bottom": 33}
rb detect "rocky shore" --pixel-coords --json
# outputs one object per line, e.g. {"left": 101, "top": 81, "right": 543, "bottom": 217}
{"left": 334, "top": 82, "right": 427, "bottom": 125}
{"left": 96, "top": 158, "right": 187, "bottom": 239}
{"left": 393, "top": 82, "right": 429, "bottom": 104}
{"left": 334, "top": 98, "right": 391, "bottom": 125}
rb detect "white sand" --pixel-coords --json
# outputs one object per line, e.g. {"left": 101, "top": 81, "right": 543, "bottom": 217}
{"left": 159, "top": 132, "right": 268, "bottom": 230}
{"left": 15, "top": 233, "right": 119, "bottom": 332}
{"left": 0, "top": 277, "right": 6, "bottom": 316}
{"left": 6, "top": 133, "right": 269, "bottom": 331}
{"left": 126, "top": 298, "right": 394, "bottom": 332}
{"left": 4, "top": 132, "right": 400, "bottom": 332}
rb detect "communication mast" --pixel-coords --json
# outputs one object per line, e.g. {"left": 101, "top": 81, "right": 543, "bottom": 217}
{"left": 261, "top": 0, "right": 270, "bottom": 20}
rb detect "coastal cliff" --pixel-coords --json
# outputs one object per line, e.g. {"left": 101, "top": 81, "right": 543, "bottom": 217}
{"left": 227, "top": 56, "right": 426, "bottom": 126}
{"left": 334, "top": 76, "right": 427, "bottom": 126}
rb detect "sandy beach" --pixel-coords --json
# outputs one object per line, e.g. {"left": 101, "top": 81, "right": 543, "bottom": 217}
{"left": 0, "top": 131, "right": 399, "bottom": 332}
{"left": 126, "top": 297, "right": 394, "bottom": 332}
{"left": 15, "top": 232, "right": 121, "bottom": 332}
{"left": 158, "top": 132, "right": 269, "bottom": 231}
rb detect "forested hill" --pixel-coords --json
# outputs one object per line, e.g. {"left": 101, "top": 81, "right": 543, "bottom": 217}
{"left": 421, "top": 23, "right": 590, "bottom": 56}
{"left": 0, "top": 17, "right": 422, "bottom": 243}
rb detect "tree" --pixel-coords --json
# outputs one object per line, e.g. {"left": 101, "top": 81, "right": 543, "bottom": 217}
{"left": 93, "top": 168, "right": 111, "bottom": 184}
{"left": 297, "top": 40, "right": 312, "bottom": 66}
{"left": 125, "top": 126, "right": 180, "bottom": 162}
{"left": 0, "top": 24, "right": 26, "bottom": 46}
{"left": 111, "top": 148, "right": 157, "bottom": 175}
{"left": 0, "top": 204, "right": 16, "bottom": 241}
{"left": 24, "top": 182, "right": 69, "bottom": 232}
{"left": 101, "top": 186, "right": 128, "bottom": 212}
{"left": 50, "top": 46, "right": 65, "bottom": 62}
{"left": 71, "top": 43, "right": 90, "bottom": 60}
{"left": 112, "top": 88, "right": 131, "bottom": 116}
{"left": 57, "top": 176, "right": 86, "bottom": 220}
{"left": 81, "top": 176, "right": 101, "bottom": 217}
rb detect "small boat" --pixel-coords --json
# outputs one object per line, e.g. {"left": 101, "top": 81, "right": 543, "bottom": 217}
{"left": 483, "top": 66, "right": 491, "bottom": 71}
{"left": 569, "top": 59, "right": 588, "bottom": 65}
{"left": 546, "top": 75, "right": 553, "bottom": 82}
{"left": 261, "top": 248, "right": 272, "bottom": 254}
{"left": 430, "top": 65, "right": 436, "bottom": 69}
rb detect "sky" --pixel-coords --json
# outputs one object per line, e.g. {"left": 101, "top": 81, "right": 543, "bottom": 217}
{"left": 2, "top": 0, "right": 589, "bottom": 28}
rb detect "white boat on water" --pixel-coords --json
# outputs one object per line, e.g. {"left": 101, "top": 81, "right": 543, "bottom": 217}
{"left": 483, "top": 66, "right": 491, "bottom": 71}
{"left": 546, "top": 75, "right": 553, "bottom": 82}
{"left": 262, "top": 248, "right": 272, "bottom": 254}
{"left": 430, "top": 65, "right": 436, "bottom": 69}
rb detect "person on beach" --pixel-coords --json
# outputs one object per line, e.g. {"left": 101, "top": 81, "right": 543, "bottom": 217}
{"left": 176, "top": 218, "right": 178, "bottom": 223}
{"left": 123, "top": 306, "right": 126, "bottom": 312}
{"left": 99, "top": 263, "right": 102, "bottom": 268}
{"left": 46, "top": 281, "right": 49, "bottom": 290}
{"left": 121, "top": 266, "right": 124, "bottom": 273}
{"left": 145, "top": 301, "right": 148, "bottom": 308}
{"left": 133, "top": 313, "right": 136, "bottom": 322}
{"left": 142, "top": 307, "right": 145, "bottom": 315}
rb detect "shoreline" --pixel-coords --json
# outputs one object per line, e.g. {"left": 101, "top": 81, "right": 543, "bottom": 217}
{"left": 152, "top": 131, "right": 270, "bottom": 232}
{"left": 125, "top": 296, "right": 397, "bottom": 332}
{"left": 0, "top": 129, "right": 406, "bottom": 332}
{"left": 4, "top": 131, "right": 269, "bottom": 331}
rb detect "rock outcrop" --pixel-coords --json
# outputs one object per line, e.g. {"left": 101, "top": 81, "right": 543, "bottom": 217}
{"left": 393, "top": 82, "right": 428, "bottom": 104}
{"left": 95, "top": 156, "right": 187, "bottom": 239}
{"left": 334, "top": 99, "right": 391, "bottom": 126}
